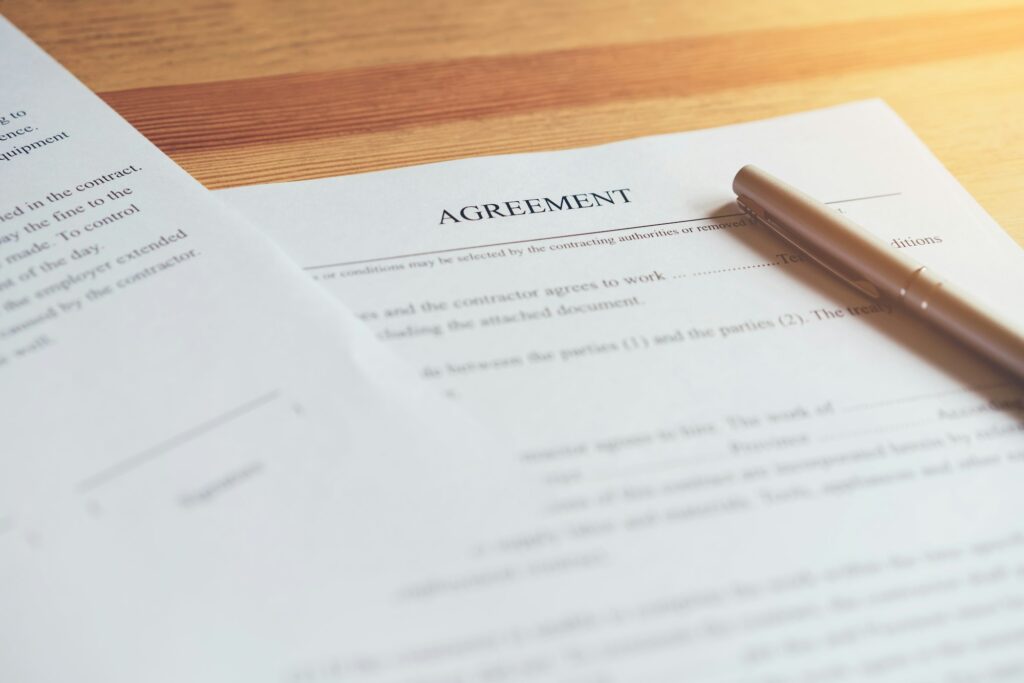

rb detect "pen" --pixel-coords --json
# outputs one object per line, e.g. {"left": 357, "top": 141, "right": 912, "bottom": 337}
{"left": 733, "top": 164, "right": 1024, "bottom": 382}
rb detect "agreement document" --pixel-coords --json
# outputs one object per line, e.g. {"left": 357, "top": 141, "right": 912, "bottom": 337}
{"left": 223, "top": 101, "right": 1024, "bottom": 681}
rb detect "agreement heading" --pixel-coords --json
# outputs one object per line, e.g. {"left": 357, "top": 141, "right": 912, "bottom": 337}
{"left": 439, "top": 188, "right": 632, "bottom": 225}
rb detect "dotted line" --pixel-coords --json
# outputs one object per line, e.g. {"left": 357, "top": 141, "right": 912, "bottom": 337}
{"left": 815, "top": 417, "right": 943, "bottom": 443}
{"left": 674, "top": 261, "right": 781, "bottom": 279}
{"left": 841, "top": 381, "right": 1014, "bottom": 413}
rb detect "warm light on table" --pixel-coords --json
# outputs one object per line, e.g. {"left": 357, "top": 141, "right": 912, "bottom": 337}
{"left": 4, "top": 0, "right": 1021, "bottom": 247}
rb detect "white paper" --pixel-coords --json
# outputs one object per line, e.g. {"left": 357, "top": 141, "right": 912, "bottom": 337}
{"left": 221, "top": 101, "right": 1024, "bottom": 681}
{"left": 0, "top": 17, "right": 536, "bottom": 683}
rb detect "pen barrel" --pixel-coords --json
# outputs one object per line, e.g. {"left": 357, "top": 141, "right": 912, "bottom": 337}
{"left": 734, "top": 165, "right": 920, "bottom": 300}
{"left": 903, "top": 269, "right": 1024, "bottom": 382}
{"left": 734, "top": 164, "right": 1024, "bottom": 383}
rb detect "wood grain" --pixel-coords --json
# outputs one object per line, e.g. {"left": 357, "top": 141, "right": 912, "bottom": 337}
{"left": 3, "top": 0, "right": 1023, "bottom": 245}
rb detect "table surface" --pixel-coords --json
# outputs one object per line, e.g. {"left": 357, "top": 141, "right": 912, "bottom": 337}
{"left": 3, "top": 0, "right": 1023, "bottom": 246}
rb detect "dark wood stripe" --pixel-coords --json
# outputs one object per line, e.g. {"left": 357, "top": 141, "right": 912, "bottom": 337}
{"left": 99, "top": 7, "right": 1024, "bottom": 155}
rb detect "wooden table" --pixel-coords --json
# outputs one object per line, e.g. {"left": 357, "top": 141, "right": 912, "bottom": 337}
{"left": 3, "top": 0, "right": 1023, "bottom": 245}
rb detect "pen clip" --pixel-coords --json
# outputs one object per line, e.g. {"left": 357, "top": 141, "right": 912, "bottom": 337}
{"left": 736, "top": 195, "right": 881, "bottom": 300}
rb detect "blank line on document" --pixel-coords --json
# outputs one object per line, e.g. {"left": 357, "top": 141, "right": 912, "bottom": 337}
{"left": 815, "top": 417, "right": 943, "bottom": 442}
{"left": 840, "top": 381, "right": 1014, "bottom": 413}
{"left": 77, "top": 390, "right": 282, "bottom": 493}
{"left": 304, "top": 192, "right": 902, "bottom": 270}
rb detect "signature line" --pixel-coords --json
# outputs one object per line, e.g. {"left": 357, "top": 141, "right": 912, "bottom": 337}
{"left": 77, "top": 391, "right": 281, "bottom": 493}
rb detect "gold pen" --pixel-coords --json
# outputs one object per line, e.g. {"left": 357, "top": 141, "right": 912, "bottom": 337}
{"left": 733, "top": 164, "right": 1024, "bottom": 382}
